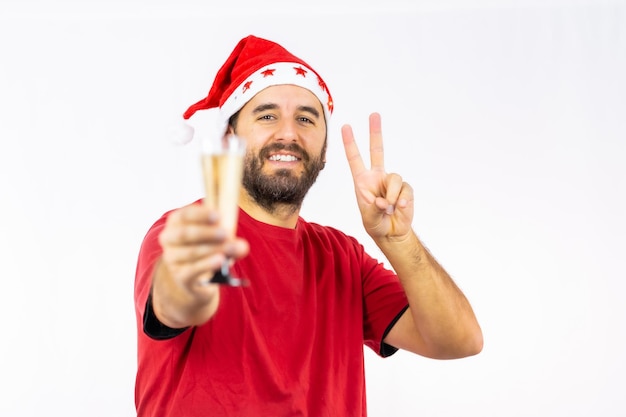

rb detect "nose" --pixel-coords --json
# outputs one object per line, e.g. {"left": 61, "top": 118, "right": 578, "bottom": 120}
{"left": 274, "top": 118, "right": 298, "bottom": 142}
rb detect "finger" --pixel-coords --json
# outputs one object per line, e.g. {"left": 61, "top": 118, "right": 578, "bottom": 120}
{"left": 162, "top": 244, "right": 217, "bottom": 265}
{"left": 193, "top": 274, "right": 221, "bottom": 290}
{"left": 224, "top": 238, "right": 251, "bottom": 259}
{"left": 169, "top": 203, "right": 219, "bottom": 226}
{"left": 341, "top": 124, "right": 366, "bottom": 177}
{"left": 177, "top": 239, "right": 250, "bottom": 289}
{"left": 384, "top": 173, "right": 404, "bottom": 207}
{"left": 397, "top": 181, "right": 414, "bottom": 209}
{"left": 165, "top": 235, "right": 249, "bottom": 262}
{"left": 160, "top": 222, "right": 227, "bottom": 247}
{"left": 374, "top": 196, "right": 393, "bottom": 213}
{"left": 369, "top": 112, "right": 385, "bottom": 170}
{"left": 162, "top": 223, "right": 226, "bottom": 246}
{"left": 175, "top": 253, "right": 226, "bottom": 285}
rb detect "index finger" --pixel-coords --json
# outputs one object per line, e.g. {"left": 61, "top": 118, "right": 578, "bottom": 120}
{"left": 369, "top": 112, "right": 385, "bottom": 170}
{"left": 170, "top": 203, "right": 218, "bottom": 226}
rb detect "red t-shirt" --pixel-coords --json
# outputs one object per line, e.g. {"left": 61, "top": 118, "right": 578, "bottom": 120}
{"left": 134, "top": 204, "right": 409, "bottom": 417}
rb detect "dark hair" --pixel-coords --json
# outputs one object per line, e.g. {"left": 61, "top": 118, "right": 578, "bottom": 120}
{"left": 229, "top": 111, "right": 241, "bottom": 131}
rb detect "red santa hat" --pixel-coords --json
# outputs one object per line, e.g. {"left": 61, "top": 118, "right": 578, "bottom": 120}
{"left": 173, "top": 35, "right": 334, "bottom": 144}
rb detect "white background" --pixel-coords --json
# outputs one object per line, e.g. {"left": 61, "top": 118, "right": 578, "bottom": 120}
{"left": 1, "top": 0, "right": 625, "bottom": 416}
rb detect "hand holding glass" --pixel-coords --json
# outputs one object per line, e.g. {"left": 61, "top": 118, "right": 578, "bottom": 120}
{"left": 201, "top": 133, "right": 247, "bottom": 286}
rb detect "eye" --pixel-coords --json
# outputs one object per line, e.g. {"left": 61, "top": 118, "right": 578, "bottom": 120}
{"left": 297, "top": 116, "right": 314, "bottom": 125}
{"left": 258, "top": 114, "right": 276, "bottom": 121}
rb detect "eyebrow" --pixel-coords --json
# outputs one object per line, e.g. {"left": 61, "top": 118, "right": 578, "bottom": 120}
{"left": 251, "top": 103, "right": 321, "bottom": 119}
{"left": 298, "top": 105, "right": 320, "bottom": 119}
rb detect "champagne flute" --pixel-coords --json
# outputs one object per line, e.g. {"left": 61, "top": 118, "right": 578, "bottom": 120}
{"left": 201, "top": 133, "right": 247, "bottom": 286}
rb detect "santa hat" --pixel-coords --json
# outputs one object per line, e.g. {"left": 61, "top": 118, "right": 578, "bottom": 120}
{"left": 173, "top": 35, "right": 334, "bottom": 144}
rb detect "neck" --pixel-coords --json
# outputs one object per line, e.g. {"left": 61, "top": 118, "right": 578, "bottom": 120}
{"left": 238, "top": 188, "right": 301, "bottom": 228}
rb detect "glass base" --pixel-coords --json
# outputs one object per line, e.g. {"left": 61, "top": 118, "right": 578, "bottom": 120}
{"left": 209, "top": 262, "right": 248, "bottom": 287}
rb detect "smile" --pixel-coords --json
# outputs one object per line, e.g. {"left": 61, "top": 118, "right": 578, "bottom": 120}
{"left": 268, "top": 154, "right": 300, "bottom": 162}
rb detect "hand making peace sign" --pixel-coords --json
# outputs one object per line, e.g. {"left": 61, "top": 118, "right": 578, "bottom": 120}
{"left": 341, "top": 113, "right": 414, "bottom": 241}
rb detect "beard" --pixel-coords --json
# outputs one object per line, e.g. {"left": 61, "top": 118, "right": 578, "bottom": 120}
{"left": 242, "top": 142, "right": 326, "bottom": 214}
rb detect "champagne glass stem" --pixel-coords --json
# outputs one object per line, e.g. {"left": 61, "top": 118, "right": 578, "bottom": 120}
{"left": 220, "top": 259, "right": 230, "bottom": 278}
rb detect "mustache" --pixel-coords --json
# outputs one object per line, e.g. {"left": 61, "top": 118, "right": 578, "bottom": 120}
{"left": 258, "top": 143, "right": 310, "bottom": 162}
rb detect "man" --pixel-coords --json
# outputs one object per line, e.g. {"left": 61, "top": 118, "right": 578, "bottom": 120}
{"left": 134, "top": 35, "right": 482, "bottom": 416}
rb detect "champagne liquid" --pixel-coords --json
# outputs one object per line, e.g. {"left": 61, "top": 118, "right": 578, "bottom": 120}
{"left": 201, "top": 153, "right": 244, "bottom": 236}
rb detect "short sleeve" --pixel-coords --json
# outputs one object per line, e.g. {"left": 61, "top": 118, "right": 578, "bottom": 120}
{"left": 360, "top": 247, "right": 409, "bottom": 357}
{"left": 134, "top": 211, "right": 182, "bottom": 340}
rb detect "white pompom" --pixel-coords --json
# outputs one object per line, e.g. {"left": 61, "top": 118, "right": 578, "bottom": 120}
{"left": 169, "top": 120, "right": 195, "bottom": 145}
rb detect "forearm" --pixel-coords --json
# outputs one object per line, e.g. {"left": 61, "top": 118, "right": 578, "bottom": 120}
{"left": 377, "top": 231, "right": 483, "bottom": 357}
{"left": 151, "top": 258, "right": 220, "bottom": 328}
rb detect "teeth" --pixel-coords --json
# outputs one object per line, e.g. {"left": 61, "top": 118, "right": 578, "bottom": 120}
{"left": 269, "top": 155, "right": 298, "bottom": 162}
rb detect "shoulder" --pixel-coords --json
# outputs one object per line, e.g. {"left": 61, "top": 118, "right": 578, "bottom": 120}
{"left": 298, "top": 218, "right": 364, "bottom": 253}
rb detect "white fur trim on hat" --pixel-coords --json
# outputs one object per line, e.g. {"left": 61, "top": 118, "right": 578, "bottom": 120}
{"left": 219, "top": 62, "right": 333, "bottom": 129}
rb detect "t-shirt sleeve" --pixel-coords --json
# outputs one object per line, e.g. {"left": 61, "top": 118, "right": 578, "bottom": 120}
{"left": 359, "top": 245, "right": 409, "bottom": 357}
{"left": 143, "top": 292, "right": 189, "bottom": 340}
{"left": 134, "top": 211, "right": 188, "bottom": 340}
